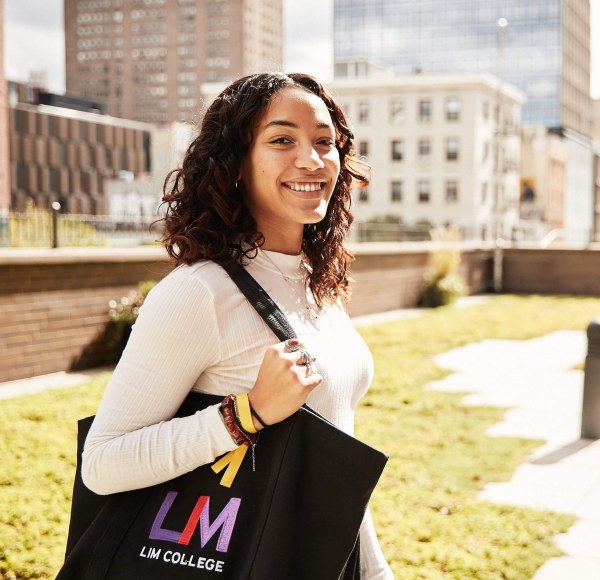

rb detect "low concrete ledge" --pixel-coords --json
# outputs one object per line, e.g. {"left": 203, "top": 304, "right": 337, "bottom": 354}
{"left": 0, "top": 246, "right": 170, "bottom": 265}
{"left": 2, "top": 243, "right": 600, "bottom": 382}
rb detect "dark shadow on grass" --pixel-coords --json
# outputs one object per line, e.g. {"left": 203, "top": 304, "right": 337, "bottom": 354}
{"left": 529, "top": 438, "right": 595, "bottom": 465}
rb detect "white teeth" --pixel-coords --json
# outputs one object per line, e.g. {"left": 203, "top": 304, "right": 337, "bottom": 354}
{"left": 287, "top": 183, "right": 322, "bottom": 192}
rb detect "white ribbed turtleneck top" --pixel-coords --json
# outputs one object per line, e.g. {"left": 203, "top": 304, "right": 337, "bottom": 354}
{"left": 82, "top": 250, "right": 393, "bottom": 579}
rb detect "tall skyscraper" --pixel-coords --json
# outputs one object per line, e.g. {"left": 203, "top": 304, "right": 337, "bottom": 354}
{"left": 65, "top": 0, "right": 283, "bottom": 124}
{"left": 334, "top": 0, "right": 591, "bottom": 136}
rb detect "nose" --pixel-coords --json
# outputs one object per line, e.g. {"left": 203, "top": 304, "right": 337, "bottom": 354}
{"left": 295, "top": 144, "right": 325, "bottom": 171}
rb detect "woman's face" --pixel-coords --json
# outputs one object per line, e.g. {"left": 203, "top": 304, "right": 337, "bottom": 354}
{"left": 239, "top": 86, "right": 341, "bottom": 252}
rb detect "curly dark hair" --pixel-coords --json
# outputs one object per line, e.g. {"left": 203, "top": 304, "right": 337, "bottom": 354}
{"left": 161, "top": 72, "right": 369, "bottom": 306}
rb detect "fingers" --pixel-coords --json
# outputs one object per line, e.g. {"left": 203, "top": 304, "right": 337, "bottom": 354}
{"left": 249, "top": 339, "right": 322, "bottom": 426}
{"left": 303, "top": 369, "right": 323, "bottom": 390}
{"left": 280, "top": 341, "right": 320, "bottom": 385}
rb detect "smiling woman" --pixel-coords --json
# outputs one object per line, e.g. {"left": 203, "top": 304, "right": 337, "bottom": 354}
{"left": 71, "top": 72, "right": 391, "bottom": 579}
{"left": 240, "top": 86, "right": 341, "bottom": 254}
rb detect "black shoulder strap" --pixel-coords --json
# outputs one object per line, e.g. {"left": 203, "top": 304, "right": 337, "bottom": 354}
{"left": 225, "top": 263, "right": 298, "bottom": 343}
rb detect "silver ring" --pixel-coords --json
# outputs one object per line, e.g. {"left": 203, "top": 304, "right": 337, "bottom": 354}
{"left": 299, "top": 350, "right": 316, "bottom": 366}
{"left": 285, "top": 339, "right": 300, "bottom": 352}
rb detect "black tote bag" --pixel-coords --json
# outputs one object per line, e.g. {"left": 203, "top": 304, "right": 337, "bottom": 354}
{"left": 57, "top": 266, "right": 388, "bottom": 580}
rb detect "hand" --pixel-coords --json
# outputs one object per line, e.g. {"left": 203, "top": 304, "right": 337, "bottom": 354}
{"left": 248, "top": 339, "right": 322, "bottom": 429}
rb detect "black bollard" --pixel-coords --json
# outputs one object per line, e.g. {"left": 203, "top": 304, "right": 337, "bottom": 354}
{"left": 582, "top": 318, "right": 600, "bottom": 439}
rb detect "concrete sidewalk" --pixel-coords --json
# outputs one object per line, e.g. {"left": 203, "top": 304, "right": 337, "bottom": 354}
{"left": 427, "top": 330, "right": 600, "bottom": 579}
{"left": 0, "top": 367, "right": 110, "bottom": 400}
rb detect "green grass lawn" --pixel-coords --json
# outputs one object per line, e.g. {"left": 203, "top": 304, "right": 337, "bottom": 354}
{"left": 1, "top": 295, "right": 599, "bottom": 579}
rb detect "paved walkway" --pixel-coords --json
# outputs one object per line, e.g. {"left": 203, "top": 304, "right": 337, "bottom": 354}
{"left": 1, "top": 303, "right": 599, "bottom": 578}
{"left": 0, "top": 367, "right": 110, "bottom": 400}
{"left": 427, "top": 330, "right": 600, "bottom": 579}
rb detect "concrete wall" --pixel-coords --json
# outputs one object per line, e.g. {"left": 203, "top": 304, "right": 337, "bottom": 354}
{"left": 0, "top": 244, "right": 493, "bottom": 382}
{"left": 346, "top": 242, "right": 492, "bottom": 316}
{"left": 2, "top": 243, "right": 600, "bottom": 383}
{"left": 502, "top": 246, "right": 600, "bottom": 295}
{"left": 0, "top": 248, "right": 171, "bottom": 382}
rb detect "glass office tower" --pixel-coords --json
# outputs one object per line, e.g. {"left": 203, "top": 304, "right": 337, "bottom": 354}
{"left": 334, "top": 0, "right": 591, "bottom": 135}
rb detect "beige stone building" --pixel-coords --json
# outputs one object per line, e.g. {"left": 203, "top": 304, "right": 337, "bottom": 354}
{"left": 64, "top": 0, "right": 283, "bottom": 124}
{"left": 329, "top": 72, "right": 524, "bottom": 241}
{"left": 519, "top": 126, "right": 566, "bottom": 238}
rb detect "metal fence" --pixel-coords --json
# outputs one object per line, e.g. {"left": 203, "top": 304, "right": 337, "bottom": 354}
{"left": 1, "top": 212, "right": 436, "bottom": 249}
{"left": 1, "top": 211, "right": 164, "bottom": 248}
{"left": 353, "top": 222, "right": 432, "bottom": 242}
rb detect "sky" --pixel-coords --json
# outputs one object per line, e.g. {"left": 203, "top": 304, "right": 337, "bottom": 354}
{"left": 3, "top": 0, "right": 599, "bottom": 98}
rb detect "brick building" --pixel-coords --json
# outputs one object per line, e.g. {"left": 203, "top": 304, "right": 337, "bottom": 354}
{"left": 64, "top": 0, "right": 283, "bottom": 123}
{"left": 8, "top": 83, "right": 153, "bottom": 213}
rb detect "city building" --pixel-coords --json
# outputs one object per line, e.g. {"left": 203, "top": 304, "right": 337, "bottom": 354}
{"left": 103, "top": 121, "right": 196, "bottom": 219}
{"left": 8, "top": 82, "right": 154, "bottom": 213}
{"left": 0, "top": 0, "right": 10, "bottom": 212}
{"left": 330, "top": 72, "right": 524, "bottom": 240}
{"left": 334, "top": 0, "right": 591, "bottom": 137}
{"left": 334, "top": 0, "right": 594, "bottom": 243}
{"left": 519, "top": 126, "right": 566, "bottom": 239}
{"left": 592, "top": 99, "right": 600, "bottom": 241}
{"left": 64, "top": 0, "right": 283, "bottom": 124}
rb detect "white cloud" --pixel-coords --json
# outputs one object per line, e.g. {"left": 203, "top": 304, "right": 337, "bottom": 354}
{"left": 4, "top": 0, "right": 65, "bottom": 92}
{"left": 284, "top": 37, "right": 334, "bottom": 81}
{"left": 283, "top": 0, "right": 333, "bottom": 81}
{"left": 4, "top": 21, "right": 65, "bottom": 92}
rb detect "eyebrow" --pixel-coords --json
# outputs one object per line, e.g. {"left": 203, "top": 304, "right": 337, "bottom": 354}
{"left": 263, "top": 119, "right": 333, "bottom": 131}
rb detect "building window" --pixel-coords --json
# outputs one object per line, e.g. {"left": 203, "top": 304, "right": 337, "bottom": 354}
{"left": 358, "top": 140, "right": 369, "bottom": 157}
{"left": 358, "top": 187, "right": 369, "bottom": 202}
{"left": 49, "top": 116, "right": 60, "bottom": 138}
{"left": 418, "top": 99, "right": 431, "bottom": 123}
{"left": 418, "top": 139, "right": 431, "bottom": 161}
{"left": 483, "top": 100, "right": 490, "bottom": 120}
{"left": 446, "top": 137, "right": 459, "bottom": 161}
{"left": 358, "top": 100, "right": 369, "bottom": 123}
{"left": 391, "top": 180, "right": 402, "bottom": 202}
{"left": 417, "top": 180, "right": 430, "bottom": 203}
{"left": 482, "top": 141, "right": 489, "bottom": 163}
{"left": 446, "top": 180, "right": 458, "bottom": 202}
{"left": 105, "top": 146, "right": 113, "bottom": 169}
{"left": 481, "top": 182, "right": 488, "bottom": 203}
{"left": 446, "top": 97, "right": 460, "bottom": 121}
{"left": 389, "top": 98, "right": 404, "bottom": 124}
{"left": 391, "top": 139, "right": 403, "bottom": 161}
{"left": 57, "top": 142, "right": 65, "bottom": 165}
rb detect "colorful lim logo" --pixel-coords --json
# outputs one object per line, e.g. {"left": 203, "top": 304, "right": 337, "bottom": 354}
{"left": 149, "top": 491, "right": 241, "bottom": 553}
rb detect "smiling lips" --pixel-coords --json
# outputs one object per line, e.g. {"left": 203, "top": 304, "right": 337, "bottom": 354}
{"left": 283, "top": 182, "right": 325, "bottom": 193}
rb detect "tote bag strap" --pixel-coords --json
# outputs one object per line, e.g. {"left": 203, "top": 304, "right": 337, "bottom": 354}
{"left": 225, "top": 263, "right": 297, "bottom": 342}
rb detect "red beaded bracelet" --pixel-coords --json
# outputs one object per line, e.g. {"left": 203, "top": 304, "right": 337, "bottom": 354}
{"left": 219, "top": 395, "right": 258, "bottom": 447}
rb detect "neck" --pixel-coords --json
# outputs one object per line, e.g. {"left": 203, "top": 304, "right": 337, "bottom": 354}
{"left": 258, "top": 227, "right": 303, "bottom": 255}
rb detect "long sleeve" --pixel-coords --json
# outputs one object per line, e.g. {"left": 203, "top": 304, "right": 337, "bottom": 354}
{"left": 360, "top": 507, "right": 394, "bottom": 579}
{"left": 81, "top": 252, "right": 391, "bottom": 580}
{"left": 82, "top": 267, "right": 238, "bottom": 495}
